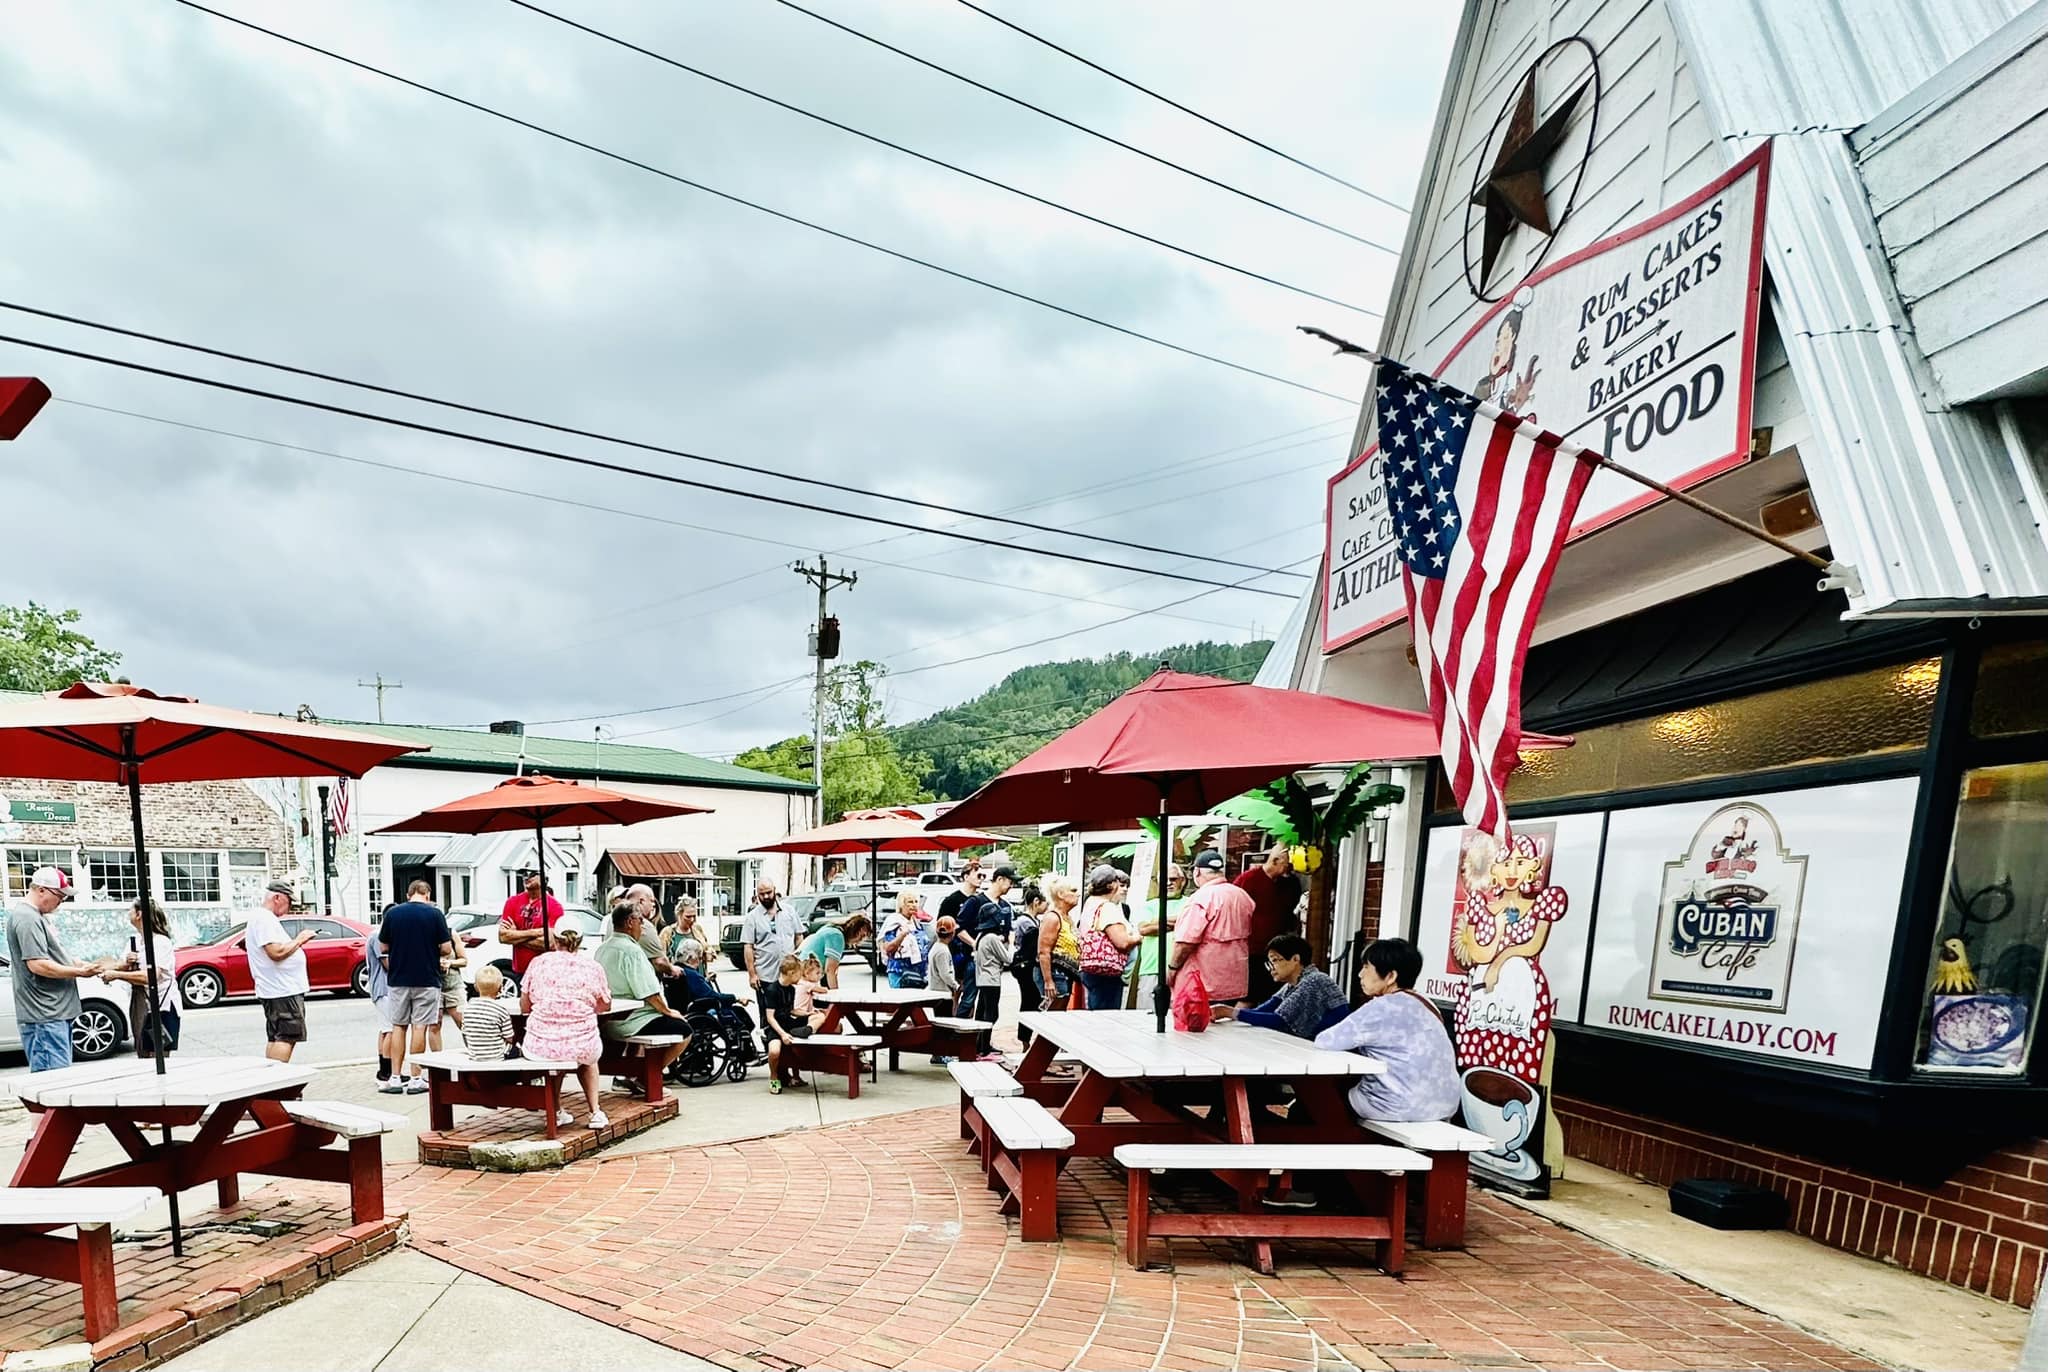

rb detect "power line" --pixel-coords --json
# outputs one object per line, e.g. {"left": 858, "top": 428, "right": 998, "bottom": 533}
{"left": 166, "top": 3, "right": 1356, "bottom": 407}
{"left": 505, "top": 0, "right": 1381, "bottom": 317}
{"left": 766, "top": 0, "right": 1400, "bottom": 256}
{"left": 3, "top": 330, "right": 1305, "bottom": 598}
{"left": 0, "top": 299, "right": 1312, "bottom": 583}
{"left": 952, "top": 0, "right": 1411, "bottom": 215}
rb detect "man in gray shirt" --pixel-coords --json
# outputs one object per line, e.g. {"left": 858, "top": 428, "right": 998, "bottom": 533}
{"left": 741, "top": 879, "right": 801, "bottom": 992}
{"left": 5, "top": 866, "right": 109, "bottom": 1072}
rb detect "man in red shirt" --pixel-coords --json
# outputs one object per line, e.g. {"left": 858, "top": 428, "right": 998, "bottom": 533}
{"left": 497, "top": 870, "right": 564, "bottom": 980}
{"left": 1168, "top": 851, "right": 1255, "bottom": 1003}
{"left": 1235, "top": 844, "right": 1302, "bottom": 1004}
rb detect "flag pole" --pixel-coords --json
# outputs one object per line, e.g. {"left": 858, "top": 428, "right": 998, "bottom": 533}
{"left": 1297, "top": 326, "right": 1858, "bottom": 592}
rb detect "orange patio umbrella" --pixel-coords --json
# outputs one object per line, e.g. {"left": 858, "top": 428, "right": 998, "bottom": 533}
{"left": 0, "top": 681, "right": 427, "bottom": 1252}
{"left": 372, "top": 775, "right": 712, "bottom": 939}
{"left": 744, "top": 813, "right": 1006, "bottom": 937}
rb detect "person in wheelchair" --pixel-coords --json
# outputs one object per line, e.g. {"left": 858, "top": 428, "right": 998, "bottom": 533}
{"left": 662, "top": 959, "right": 764, "bottom": 1084}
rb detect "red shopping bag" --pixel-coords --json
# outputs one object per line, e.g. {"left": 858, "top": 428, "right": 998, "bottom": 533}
{"left": 1172, "top": 965, "right": 1213, "bottom": 1032}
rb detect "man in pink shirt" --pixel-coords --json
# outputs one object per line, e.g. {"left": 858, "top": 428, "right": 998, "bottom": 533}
{"left": 1167, "top": 850, "right": 1255, "bottom": 1003}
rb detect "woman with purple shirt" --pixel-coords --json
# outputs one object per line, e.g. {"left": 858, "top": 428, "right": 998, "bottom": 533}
{"left": 1314, "top": 938, "right": 1461, "bottom": 1124}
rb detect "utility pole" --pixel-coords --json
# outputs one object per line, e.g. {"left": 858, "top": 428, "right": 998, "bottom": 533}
{"left": 793, "top": 555, "right": 856, "bottom": 888}
{"left": 357, "top": 674, "right": 403, "bottom": 722}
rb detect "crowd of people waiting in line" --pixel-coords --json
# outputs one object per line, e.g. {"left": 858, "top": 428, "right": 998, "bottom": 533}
{"left": 2, "top": 853, "right": 1459, "bottom": 1129}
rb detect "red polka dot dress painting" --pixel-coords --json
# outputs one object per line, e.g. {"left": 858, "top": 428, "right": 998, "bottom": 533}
{"left": 1447, "top": 824, "right": 1568, "bottom": 1193}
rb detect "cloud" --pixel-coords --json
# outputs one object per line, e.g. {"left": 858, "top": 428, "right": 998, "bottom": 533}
{"left": 0, "top": 0, "right": 1455, "bottom": 758}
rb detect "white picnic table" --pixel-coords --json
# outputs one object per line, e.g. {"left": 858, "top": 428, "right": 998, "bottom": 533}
{"left": 812, "top": 985, "right": 976, "bottom": 1070}
{"left": 1016, "top": 1010, "right": 1383, "bottom": 1080}
{"left": 9, "top": 1054, "right": 390, "bottom": 1225}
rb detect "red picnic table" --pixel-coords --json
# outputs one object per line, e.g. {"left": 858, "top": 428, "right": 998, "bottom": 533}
{"left": 813, "top": 986, "right": 986, "bottom": 1069}
{"left": 5, "top": 1056, "right": 400, "bottom": 1338}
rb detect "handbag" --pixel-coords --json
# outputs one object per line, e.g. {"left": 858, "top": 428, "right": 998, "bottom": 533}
{"left": 1077, "top": 900, "right": 1127, "bottom": 975}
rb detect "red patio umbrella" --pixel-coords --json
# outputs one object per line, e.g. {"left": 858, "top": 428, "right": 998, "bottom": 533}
{"left": 0, "top": 681, "right": 426, "bottom": 1252}
{"left": 937, "top": 670, "right": 1569, "bottom": 1029}
{"left": 744, "top": 814, "right": 1007, "bottom": 949}
{"left": 372, "top": 774, "right": 712, "bottom": 942}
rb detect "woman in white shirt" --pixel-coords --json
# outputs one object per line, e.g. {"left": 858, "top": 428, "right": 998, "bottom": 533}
{"left": 107, "top": 899, "right": 182, "bottom": 1056}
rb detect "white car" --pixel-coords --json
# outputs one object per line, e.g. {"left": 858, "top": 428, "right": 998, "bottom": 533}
{"left": 446, "top": 902, "right": 608, "bottom": 998}
{"left": 0, "top": 957, "right": 133, "bottom": 1061}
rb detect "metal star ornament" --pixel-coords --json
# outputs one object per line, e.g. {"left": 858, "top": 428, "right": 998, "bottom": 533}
{"left": 1470, "top": 68, "right": 1589, "bottom": 285}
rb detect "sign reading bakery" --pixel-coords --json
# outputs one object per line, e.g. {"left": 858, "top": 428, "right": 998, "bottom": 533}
{"left": 1323, "top": 142, "right": 1772, "bottom": 652}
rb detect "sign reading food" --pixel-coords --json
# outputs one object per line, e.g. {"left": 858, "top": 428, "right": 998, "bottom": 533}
{"left": 1323, "top": 142, "right": 1772, "bottom": 652}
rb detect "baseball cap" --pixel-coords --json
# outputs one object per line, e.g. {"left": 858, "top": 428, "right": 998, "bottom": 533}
{"left": 28, "top": 866, "right": 68, "bottom": 893}
{"left": 1192, "top": 850, "right": 1227, "bottom": 873}
{"left": 991, "top": 866, "right": 1018, "bottom": 882}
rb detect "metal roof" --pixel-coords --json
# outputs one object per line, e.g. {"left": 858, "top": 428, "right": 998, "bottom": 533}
{"left": 1667, "top": 0, "right": 2048, "bottom": 616}
{"left": 606, "top": 849, "right": 704, "bottom": 878}
{"left": 339, "top": 720, "right": 813, "bottom": 794}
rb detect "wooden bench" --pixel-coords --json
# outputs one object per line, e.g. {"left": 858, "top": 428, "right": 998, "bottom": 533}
{"left": 0, "top": 1187, "right": 158, "bottom": 1340}
{"left": 926, "top": 1015, "right": 989, "bottom": 1058}
{"left": 411, "top": 1051, "right": 576, "bottom": 1138}
{"left": 979, "top": 1097, "right": 1073, "bottom": 1242}
{"left": 950, "top": 1061, "right": 1022, "bottom": 1154}
{"left": 780, "top": 1033, "right": 885, "bottom": 1098}
{"left": 597, "top": 1030, "right": 691, "bottom": 1105}
{"left": 1113, "top": 1143, "right": 1430, "bottom": 1275}
{"left": 278, "top": 1100, "right": 404, "bottom": 1223}
{"left": 1360, "top": 1119, "right": 1495, "bottom": 1248}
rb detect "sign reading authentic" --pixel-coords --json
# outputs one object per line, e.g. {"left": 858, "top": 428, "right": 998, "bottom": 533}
{"left": 1323, "top": 143, "right": 1772, "bottom": 652}
{"left": 1648, "top": 802, "right": 1807, "bottom": 1013}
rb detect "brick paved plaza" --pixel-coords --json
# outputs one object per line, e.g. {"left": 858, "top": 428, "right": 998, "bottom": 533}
{"left": 387, "top": 1106, "right": 1880, "bottom": 1372}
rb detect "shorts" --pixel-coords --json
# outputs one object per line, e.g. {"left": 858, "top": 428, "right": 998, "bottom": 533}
{"left": 439, "top": 966, "right": 463, "bottom": 1010}
{"left": 21, "top": 1019, "right": 73, "bottom": 1072}
{"left": 386, "top": 986, "right": 441, "bottom": 1027}
{"left": 261, "top": 994, "right": 307, "bottom": 1045}
{"left": 372, "top": 994, "right": 395, "bottom": 1032}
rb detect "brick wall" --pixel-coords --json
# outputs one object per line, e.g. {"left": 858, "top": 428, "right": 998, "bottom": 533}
{"left": 1556, "top": 1094, "right": 2047, "bottom": 1307}
{"left": 0, "top": 775, "right": 291, "bottom": 856}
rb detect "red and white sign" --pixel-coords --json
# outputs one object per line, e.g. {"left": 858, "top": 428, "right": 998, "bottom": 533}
{"left": 1323, "top": 143, "right": 1772, "bottom": 653}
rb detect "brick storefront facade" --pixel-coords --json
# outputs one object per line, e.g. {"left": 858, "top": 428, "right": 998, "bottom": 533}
{"left": 1557, "top": 1094, "right": 2047, "bottom": 1307}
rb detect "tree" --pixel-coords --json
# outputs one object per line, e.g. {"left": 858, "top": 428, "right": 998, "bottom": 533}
{"left": 733, "top": 661, "right": 933, "bottom": 821}
{"left": 732, "top": 735, "right": 811, "bottom": 785}
{"left": 0, "top": 602, "right": 122, "bottom": 693}
{"left": 1213, "top": 765, "right": 1405, "bottom": 965}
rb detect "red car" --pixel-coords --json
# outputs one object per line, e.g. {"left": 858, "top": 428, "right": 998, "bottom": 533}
{"left": 175, "top": 914, "right": 374, "bottom": 1010}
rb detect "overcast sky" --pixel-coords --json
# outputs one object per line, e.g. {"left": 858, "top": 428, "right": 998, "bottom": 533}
{"left": 0, "top": 0, "right": 1455, "bottom": 760}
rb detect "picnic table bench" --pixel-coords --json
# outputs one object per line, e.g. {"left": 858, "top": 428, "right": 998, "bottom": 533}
{"left": 1361, "top": 1118, "right": 1496, "bottom": 1248}
{"left": 780, "top": 1033, "right": 885, "bottom": 1097}
{"left": 0, "top": 1187, "right": 159, "bottom": 1340}
{"left": 1115, "top": 1143, "right": 1430, "bottom": 1274}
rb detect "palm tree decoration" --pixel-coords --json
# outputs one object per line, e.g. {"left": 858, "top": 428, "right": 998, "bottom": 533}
{"left": 1213, "top": 764, "right": 1404, "bottom": 965}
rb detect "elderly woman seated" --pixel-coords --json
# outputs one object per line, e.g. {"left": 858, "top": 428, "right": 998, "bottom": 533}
{"left": 518, "top": 924, "right": 613, "bottom": 1129}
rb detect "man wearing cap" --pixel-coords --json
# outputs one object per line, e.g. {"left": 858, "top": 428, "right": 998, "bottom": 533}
{"left": 5, "top": 867, "right": 109, "bottom": 1072}
{"left": 1167, "top": 851, "right": 1256, "bottom": 1006}
{"left": 246, "top": 880, "right": 317, "bottom": 1061}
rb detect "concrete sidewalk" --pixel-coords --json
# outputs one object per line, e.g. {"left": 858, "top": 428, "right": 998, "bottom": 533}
{"left": 157, "top": 1249, "right": 717, "bottom": 1371}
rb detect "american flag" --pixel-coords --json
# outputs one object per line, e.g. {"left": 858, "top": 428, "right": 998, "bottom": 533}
{"left": 328, "top": 778, "right": 350, "bottom": 837}
{"left": 1376, "top": 358, "right": 1593, "bottom": 841}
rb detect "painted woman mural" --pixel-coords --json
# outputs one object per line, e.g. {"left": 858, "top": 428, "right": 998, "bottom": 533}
{"left": 1449, "top": 825, "right": 1569, "bottom": 1192}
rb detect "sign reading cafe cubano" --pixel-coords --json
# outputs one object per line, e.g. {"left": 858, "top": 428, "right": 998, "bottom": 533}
{"left": 1322, "top": 144, "right": 1772, "bottom": 652}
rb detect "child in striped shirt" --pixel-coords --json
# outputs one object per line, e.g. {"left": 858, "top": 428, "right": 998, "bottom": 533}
{"left": 461, "top": 965, "right": 515, "bottom": 1062}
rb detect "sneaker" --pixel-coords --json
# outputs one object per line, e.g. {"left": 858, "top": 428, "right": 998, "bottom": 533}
{"left": 977, "top": 1052, "right": 1006, "bottom": 1063}
{"left": 402, "top": 1077, "right": 429, "bottom": 1094}
{"left": 787, "top": 1074, "right": 807, "bottom": 1090}
{"left": 555, "top": 1107, "right": 575, "bottom": 1125}
{"left": 587, "top": 1111, "right": 609, "bottom": 1129}
{"left": 767, "top": 1079, "right": 783, "bottom": 1095}
{"left": 1261, "top": 1188, "right": 1318, "bottom": 1210}
{"left": 377, "top": 1078, "right": 406, "bottom": 1095}
{"left": 930, "top": 1055, "right": 955, "bottom": 1066}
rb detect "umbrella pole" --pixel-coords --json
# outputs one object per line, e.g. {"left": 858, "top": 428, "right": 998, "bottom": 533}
{"left": 535, "top": 821, "right": 551, "bottom": 944}
{"left": 122, "top": 740, "right": 183, "bottom": 1257}
{"left": 868, "top": 842, "right": 881, "bottom": 991}
{"left": 1155, "top": 791, "right": 1171, "bottom": 1034}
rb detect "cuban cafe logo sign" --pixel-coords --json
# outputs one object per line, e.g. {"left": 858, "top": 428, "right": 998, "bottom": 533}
{"left": 1648, "top": 802, "right": 1807, "bottom": 1013}
{"left": 1323, "top": 142, "right": 1771, "bottom": 651}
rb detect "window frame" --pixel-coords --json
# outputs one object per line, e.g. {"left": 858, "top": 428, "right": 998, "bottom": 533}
{"left": 157, "top": 849, "right": 224, "bottom": 905}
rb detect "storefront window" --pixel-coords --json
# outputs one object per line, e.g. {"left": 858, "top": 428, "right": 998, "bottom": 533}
{"left": 1970, "top": 640, "right": 2048, "bottom": 739}
{"left": 83, "top": 849, "right": 140, "bottom": 905}
{"left": 5, "top": 848, "right": 75, "bottom": 898}
{"left": 159, "top": 851, "right": 222, "bottom": 904}
{"left": 1503, "top": 658, "right": 1941, "bottom": 805}
{"left": 1914, "top": 761, "right": 2048, "bottom": 1075}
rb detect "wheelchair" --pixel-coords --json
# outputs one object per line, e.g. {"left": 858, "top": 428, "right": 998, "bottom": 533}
{"left": 665, "top": 994, "right": 756, "bottom": 1088}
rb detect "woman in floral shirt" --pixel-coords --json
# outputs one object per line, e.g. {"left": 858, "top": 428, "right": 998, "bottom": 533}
{"left": 519, "top": 925, "right": 613, "bottom": 1129}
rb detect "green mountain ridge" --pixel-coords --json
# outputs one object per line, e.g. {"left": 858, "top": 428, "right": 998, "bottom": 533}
{"left": 894, "top": 639, "right": 1273, "bottom": 799}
